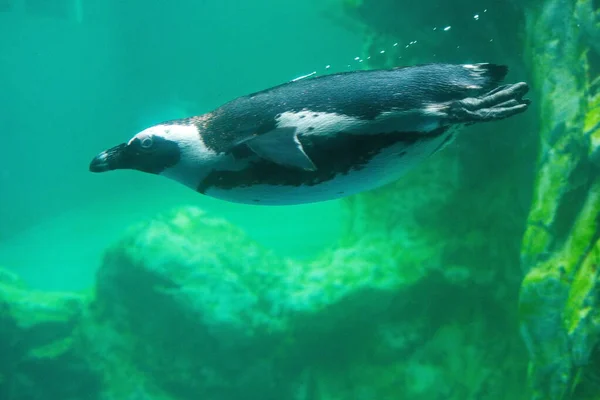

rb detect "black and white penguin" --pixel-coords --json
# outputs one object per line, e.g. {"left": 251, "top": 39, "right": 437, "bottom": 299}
{"left": 89, "top": 63, "right": 530, "bottom": 205}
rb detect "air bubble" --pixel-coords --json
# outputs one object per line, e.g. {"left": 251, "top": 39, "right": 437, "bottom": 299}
{"left": 444, "top": 26, "right": 451, "bottom": 31}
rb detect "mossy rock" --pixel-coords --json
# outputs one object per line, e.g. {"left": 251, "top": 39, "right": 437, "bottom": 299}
{"left": 0, "top": 269, "right": 99, "bottom": 400}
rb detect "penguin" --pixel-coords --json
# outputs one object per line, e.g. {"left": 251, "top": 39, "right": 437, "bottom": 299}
{"left": 89, "top": 63, "right": 530, "bottom": 205}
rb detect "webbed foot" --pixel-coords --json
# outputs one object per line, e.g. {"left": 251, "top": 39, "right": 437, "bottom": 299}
{"left": 448, "top": 82, "right": 530, "bottom": 123}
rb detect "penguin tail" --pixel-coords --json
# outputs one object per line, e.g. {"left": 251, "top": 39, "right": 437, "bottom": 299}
{"left": 468, "top": 63, "right": 508, "bottom": 88}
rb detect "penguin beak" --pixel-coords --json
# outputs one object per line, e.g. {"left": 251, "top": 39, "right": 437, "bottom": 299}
{"left": 89, "top": 143, "right": 128, "bottom": 173}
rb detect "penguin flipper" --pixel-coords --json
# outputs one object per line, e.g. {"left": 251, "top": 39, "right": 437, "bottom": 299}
{"left": 245, "top": 127, "right": 317, "bottom": 171}
{"left": 447, "top": 82, "right": 531, "bottom": 123}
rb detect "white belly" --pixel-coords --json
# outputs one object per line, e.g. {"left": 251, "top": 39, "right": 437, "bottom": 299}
{"left": 204, "top": 133, "right": 451, "bottom": 205}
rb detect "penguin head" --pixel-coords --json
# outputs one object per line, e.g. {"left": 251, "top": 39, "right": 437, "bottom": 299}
{"left": 89, "top": 124, "right": 213, "bottom": 189}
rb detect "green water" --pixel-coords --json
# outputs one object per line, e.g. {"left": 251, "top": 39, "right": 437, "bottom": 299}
{"left": 0, "top": 0, "right": 359, "bottom": 290}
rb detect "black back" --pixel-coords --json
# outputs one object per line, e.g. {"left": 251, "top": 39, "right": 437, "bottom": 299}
{"left": 181, "top": 63, "right": 506, "bottom": 152}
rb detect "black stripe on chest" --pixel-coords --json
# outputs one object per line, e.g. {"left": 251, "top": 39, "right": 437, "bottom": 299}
{"left": 197, "top": 127, "right": 448, "bottom": 193}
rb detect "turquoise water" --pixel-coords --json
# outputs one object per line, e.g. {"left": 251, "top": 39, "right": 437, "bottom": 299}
{"left": 1, "top": 1, "right": 599, "bottom": 400}
{"left": 0, "top": 0, "right": 359, "bottom": 290}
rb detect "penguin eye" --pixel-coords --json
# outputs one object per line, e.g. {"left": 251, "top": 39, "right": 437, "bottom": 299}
{"left": 140, "top": 137, "right": 154, "bottom": 149}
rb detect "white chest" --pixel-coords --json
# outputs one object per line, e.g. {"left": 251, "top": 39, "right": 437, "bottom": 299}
{"left": 204, "top": 131, "right": 453, "bottom": 205}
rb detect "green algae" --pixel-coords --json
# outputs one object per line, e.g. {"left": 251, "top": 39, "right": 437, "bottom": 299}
{"left": 518, "top": 0, "right": 600, "bottom": 398}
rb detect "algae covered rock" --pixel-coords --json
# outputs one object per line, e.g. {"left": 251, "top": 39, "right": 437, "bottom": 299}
{"left": 518, "top": 0, "right": 600, "bottom": 398}
{"left": 95, "top": 206, "right": 287, "bottom": 346}
{"left": 0, "top": 194, "right": 534, "bottom": 400}
{"left": 81, "top": 205, "right": 530, "bottom": 400}
{"left": 88, "top": 206, "right": 457, "bottom": 399}
{"left": 0, "top": 268, "right": 99, "bottom": 400}
{"left": 90, "top": 206, "right": 291, "bottom": 400}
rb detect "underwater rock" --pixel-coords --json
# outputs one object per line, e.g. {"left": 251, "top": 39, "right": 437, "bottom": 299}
{"left": 89, "top": 206, "right": 456, "bottom": 399}
{"left": 0, "top": 195, "right": 534, "bottom": 400}
{"left": 90, "top": 206, "right": 291, "bottom": 400}
{"left": 518, "top": 0, "right": 600, "bottom": 398}
{"left": 0, "top": 268, "right": 99, "bottom": 400}
{"left": 85, "top": 205, "right": 532, "bottom": 399}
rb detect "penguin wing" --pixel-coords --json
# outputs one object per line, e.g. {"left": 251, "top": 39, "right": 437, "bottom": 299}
{"left": 234, "top": 127, "right": 317, "bottom": 171}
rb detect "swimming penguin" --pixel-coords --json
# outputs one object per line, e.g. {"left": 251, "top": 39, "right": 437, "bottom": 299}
{"left": 89, "top": 63, "right": 530, "bottom": 205}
